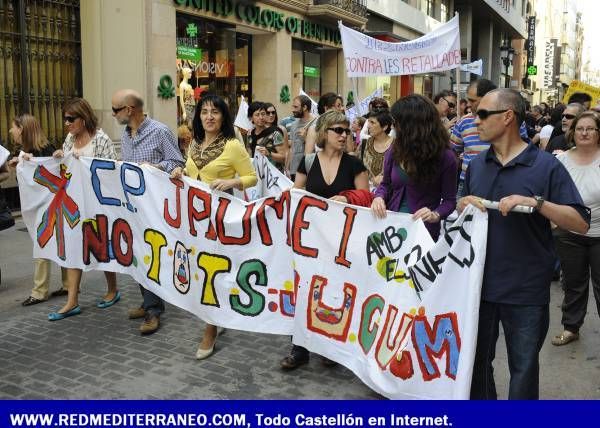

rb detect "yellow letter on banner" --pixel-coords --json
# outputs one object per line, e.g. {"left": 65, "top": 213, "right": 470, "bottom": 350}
{"left": 197, "top": 252, "right": 231, "bottom": 307}
{"left": 144, "top": 229, "right": 167, "bottom": 284}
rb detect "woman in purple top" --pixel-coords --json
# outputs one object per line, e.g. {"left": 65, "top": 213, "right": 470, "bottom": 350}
{"left": 371, "top": 94, "right": 457, "bottom": 240}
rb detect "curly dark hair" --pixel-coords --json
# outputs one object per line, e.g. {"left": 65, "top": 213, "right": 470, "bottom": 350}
{"left": 390, "top": 94, "right": 449, "bottom": 184}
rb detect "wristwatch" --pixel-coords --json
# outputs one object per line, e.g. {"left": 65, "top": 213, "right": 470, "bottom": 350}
{"left": 533, "top": 195, "right": 545, "bottom": 211}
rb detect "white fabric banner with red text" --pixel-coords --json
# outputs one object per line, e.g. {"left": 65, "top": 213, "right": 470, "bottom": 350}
{"left": 339, "top": 15, "right": 460, "bottom": 77}
{"left": 17, "top": 155, "right": 486, "bottom": 399}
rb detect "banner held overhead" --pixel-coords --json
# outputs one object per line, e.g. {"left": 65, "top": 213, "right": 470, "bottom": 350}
{"left": 339, "top": 15, "right": 461, "bottom": 77}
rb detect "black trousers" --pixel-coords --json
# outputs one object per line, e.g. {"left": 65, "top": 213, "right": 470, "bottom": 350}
{"left": 555, "top": 231, "right": 600, "bottom": 333}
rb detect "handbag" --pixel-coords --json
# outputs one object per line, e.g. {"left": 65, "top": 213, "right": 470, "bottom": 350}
{"left": 0, "top": 188, "right": 15, "bottom": 231}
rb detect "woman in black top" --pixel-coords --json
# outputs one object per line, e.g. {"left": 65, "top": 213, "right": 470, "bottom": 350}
{"left": 247, "top": 101, "right": 286, "bottom": 171}
{"left": 280, "top": 110, "right": 368, "bottom": 370}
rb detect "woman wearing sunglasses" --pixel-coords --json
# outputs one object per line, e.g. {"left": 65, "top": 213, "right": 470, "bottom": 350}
{"left": 371, "top": 95, "right": 457, "bottom": 241}
{"left": 263, "top": 102, "right": 289, "bottom": 171}
{"left": 49, "top": 97, "right": 119, "bottom": 320}
{"left": 434, "top": 90, "right": 458, "bottom": 131}
{"left": 171, "top": 94, "right": 257, "bottom": 360}
{"left": 7, "top": 114, "right": 70, "bottom": 307}
{"left": 247, "top": 102, "right": 286, "bottom": 172}
{"left": 551, "top": 111, "right": 600, "bottom": 346}
{"left": 280, "top": 110, "right": 369, "bottom": 370}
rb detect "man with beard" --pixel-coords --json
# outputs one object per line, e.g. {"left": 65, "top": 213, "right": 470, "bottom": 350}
{"left": 288, "top": 95, "right": 315, "bottom": 180}
{"left": 111, "top": 89, "right": 184, "bottom": 335}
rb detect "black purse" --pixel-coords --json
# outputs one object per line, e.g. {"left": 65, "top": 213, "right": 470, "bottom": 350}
{"left": 0, "top": 188, "right": 15, "bottom": 231}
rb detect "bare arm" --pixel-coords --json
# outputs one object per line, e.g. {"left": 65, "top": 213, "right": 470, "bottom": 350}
{"left": 304, "top": 126, "right": 316, "bottom": 154}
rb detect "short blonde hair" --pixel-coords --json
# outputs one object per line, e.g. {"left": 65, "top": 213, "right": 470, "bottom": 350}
{"left": 315, "top": 110, "right": 349, "bottom": 149}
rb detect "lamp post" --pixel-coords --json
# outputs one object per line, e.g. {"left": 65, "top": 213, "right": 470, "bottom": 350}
{"left": 500, "top": 45, "right": 515, "bottom": 88}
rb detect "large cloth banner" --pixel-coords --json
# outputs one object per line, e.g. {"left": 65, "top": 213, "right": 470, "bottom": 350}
{"left": 460, "top": 59, "right": 483, "bottom": 76}
{"left": 562, "top": 80, "right": 600, "bottom": 106}
{"left": 345, "top": 87, "right": 383, "bottom": 123}
{"left": 0, "top": 144, "right": 9, "bottom": 167}
{"left": 339, "top": 15, "right": 460, "bottom": 77}
{"left": 17, "top": 156, "right": 487, "bottom": 399}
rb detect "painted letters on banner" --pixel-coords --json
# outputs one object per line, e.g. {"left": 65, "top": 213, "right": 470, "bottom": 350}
{"left": 339, "top": 15, "right": 461, "bottom": 77}
{"left": 17, "top": 156, "right": 487, "bottom": 399}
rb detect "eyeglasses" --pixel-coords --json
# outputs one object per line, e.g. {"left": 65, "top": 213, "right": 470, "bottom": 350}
{"left": 266, "top": 110, "right": 276, "bottom": 116}
{"left": 442, "top": 97, "right": 456, "bottom": 109}
{"left": 327, "top": 127, "right": 351, "bottom": 136}
{"left": 475, "top": 109, "right": 509, "bottom": 120}
{"left": 575, "top": 127, "right": 598, "bottom": 134}
{"left": 562, "top": 113, "right": 577, "bottom": 120}
{"left": 64, "top": 115, "right": 78, "bottom": 123}
{"left": 112, "top": 105, "right": 130, "bottom": 114}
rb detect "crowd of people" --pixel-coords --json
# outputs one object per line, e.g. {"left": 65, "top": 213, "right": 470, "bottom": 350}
{"left": 2, "top": 78, "right": 599, "bottom": 401}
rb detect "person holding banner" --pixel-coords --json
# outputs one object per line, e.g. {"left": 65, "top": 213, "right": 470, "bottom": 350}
{"left": 49, "top": 98, "right": 120, "bottom": 320}
{"left": 170, "top": 94, "right": 257, "bottom": 360}
{"left": 112, "top": 89, "right": 185, "bottom": 334}
{"left": 551, "top": 111, "right": 600, "bottom": 346}
{"left": 371, "top": 95, "right": 457, "bottom": 241}
{"left": 458, "top": 88, "right": 590, "bottom": 400}
{"left": 281, "top": 110, "right": 369, "bottom": 370}
{"left": 304, "top": 93, "right": 354, "bottom": 155}
{"left": 6, "top": 114, "right": 69, "bottom": 306}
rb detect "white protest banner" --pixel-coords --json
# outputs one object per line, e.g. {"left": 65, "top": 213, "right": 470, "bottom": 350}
{"left": 233, "top": 153, "right": 293, "bottom": 201}
{"left": 339, "top": 15, "right": 460, "bottom": 78}
{"left": 0, "top": 144, "right": 9, "bottom": 166}
{"left": 460, "top": 59, "right": 483, "bottom": 76}
{"left": 299, "top": 88, "right": 319, "bottom": 116}
{"left": 291, "top": 190, "right": 487, "bottom": 399}
{"left": 346, "top": 87, "right": 384, "bottom": 123}
{"left": 18, "top": 156, "right": 487, "bottom": 399}
{"left": 234, "top": 95, "right": 253, "bottom": 131}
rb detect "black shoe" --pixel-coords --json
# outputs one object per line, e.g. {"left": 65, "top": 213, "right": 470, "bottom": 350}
{"left": 22, "top": 296, "right": 46, "bottom": 306}
{"left": 280, "top": 354, "right": 309, "bottom": 370}
{"left": 50, "top": 289, "right": 68, "bottom": 297}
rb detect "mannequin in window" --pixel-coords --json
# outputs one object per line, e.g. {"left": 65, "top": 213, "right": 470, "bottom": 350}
{"left": 179, "top": 67, "right": 195, "bottom": 125}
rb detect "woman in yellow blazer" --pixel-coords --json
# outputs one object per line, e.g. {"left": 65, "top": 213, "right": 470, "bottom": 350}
{"left": 171, "top": 94, "right": 257, "bottom": 360}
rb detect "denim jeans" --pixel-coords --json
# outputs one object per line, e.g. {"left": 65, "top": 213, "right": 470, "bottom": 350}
{"left": 139, "top": 285, "right": 165, "bottom": 317}
{"left": 470, "top": 301, "right": 549, "bottom": 400}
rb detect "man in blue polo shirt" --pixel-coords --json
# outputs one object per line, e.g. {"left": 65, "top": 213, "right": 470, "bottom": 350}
{"left": 458, "top": 88, "right": 590, "bottom": 400}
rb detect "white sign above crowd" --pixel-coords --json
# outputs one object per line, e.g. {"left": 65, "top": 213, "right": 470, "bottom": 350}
{"left": 339, "top": 15, "right": 461, "bottom": 77}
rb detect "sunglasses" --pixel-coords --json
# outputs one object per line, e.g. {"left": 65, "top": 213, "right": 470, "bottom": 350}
{"left": 442, "top": 97, "right": 456, "bottom": 109}
{"left": 266, "top": 110, "right": 276, "bottom": 115}
{"left": 328, "top": 127, "right": 351, "bottom": 136}
{"left": 475, "top": 109, "right": 508, "bottom": 120}
{"left": 112, "top": 105, "right": 130, "bottom": 114}
{"left": 562, "top": 113, "right": 576, "bottom": 120}
{"left": 64, "top": 115, "right": 78, "bottom": 123}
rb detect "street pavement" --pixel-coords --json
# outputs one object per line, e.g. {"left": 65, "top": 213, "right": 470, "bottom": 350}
{"left": 1, "top": 218, "right": 599, "bottom": 399}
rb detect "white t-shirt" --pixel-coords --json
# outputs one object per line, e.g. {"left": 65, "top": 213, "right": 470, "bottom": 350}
{"left": 557, "top": 150, "right": 600, "bottom": 237}
{"left": 540, "top": 124, "right": 554, "bottom": 139}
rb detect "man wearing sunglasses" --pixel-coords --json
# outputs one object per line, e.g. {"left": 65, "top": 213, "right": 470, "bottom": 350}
{"left": 111, "top": 89, "right": 184, "bottom": 335}
{"left": 545, "top": 103, "right": 585, "bottom": 154}
{"left": 451, "top": 79, "right": 530, "bottom": 197}
{"left": 457, "top": 88, "right": 590, "bottom": 400}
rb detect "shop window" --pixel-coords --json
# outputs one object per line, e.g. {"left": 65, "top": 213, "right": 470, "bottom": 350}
{"left": 292, "top": 39, "right": 322, "bottom": 100}
{"left": 175, "top": 14, "right": 251, "bottom": 124}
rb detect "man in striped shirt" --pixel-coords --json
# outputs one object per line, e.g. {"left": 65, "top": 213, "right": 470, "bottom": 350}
{"left": 451, "top": 79, "right": 529, "bottom": 196}
{"left": 112, "top": 89, "right": 184, "bottom": 335}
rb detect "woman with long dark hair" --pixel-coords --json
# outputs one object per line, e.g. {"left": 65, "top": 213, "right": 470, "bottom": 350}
{"left": 371, "top": 94, "right": 457, "bottom": 241}
{"left": 171, "top": 94, "right": 257, "bottom": 359}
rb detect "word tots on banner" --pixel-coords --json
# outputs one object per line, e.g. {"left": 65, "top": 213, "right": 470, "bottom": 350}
{"left": 339, "top": 15, "right": 460, "bottom": 77}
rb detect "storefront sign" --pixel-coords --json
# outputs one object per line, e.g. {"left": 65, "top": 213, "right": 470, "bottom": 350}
{"left": 526, "top": 16, "right": 535, "bottom": 67}
{"left": 543, "top": 39, "right": 557, "bottom": 89}
{"left": 174, "top": 0, "right": 341, "bottom": 45}
{"left": 303, "top": 66, "right": 320, "bottom": 78}
{"left": 157, "top": 75, "right": 176, "bottom": 99}
{"left": 339, "top": 15, "right": 461, "bottom": 77}
{"left": 176, "top": 46, "right": 202, "bottom": 62}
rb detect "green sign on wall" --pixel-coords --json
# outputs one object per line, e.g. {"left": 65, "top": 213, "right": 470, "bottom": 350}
{"left": 177, "top": 46, "right": 202, "bottom": 62}
{"left": 527, "top": 65, "right": 538, "bottom": 76}
{"left": 303, "top": 66, "right": 320, "bottom": 78}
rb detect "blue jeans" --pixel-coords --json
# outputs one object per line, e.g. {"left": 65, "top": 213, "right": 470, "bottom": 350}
{"left": 470, "top": 301, "right": 549, "bottom": 400}
{"left": 139, "top": 285, "right": 164, "bottom": 317}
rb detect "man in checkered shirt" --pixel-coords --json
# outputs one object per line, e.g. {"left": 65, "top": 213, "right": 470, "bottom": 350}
{"left": 112, "top": 89, "right": 185, "bottom": 335}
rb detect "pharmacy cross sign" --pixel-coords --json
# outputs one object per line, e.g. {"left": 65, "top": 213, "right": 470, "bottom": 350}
{"left": 186, "top": 23, "right": 198, "bottom": 37}
{"left": 527, "top": 65, "right": 537, "bottom": 76}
